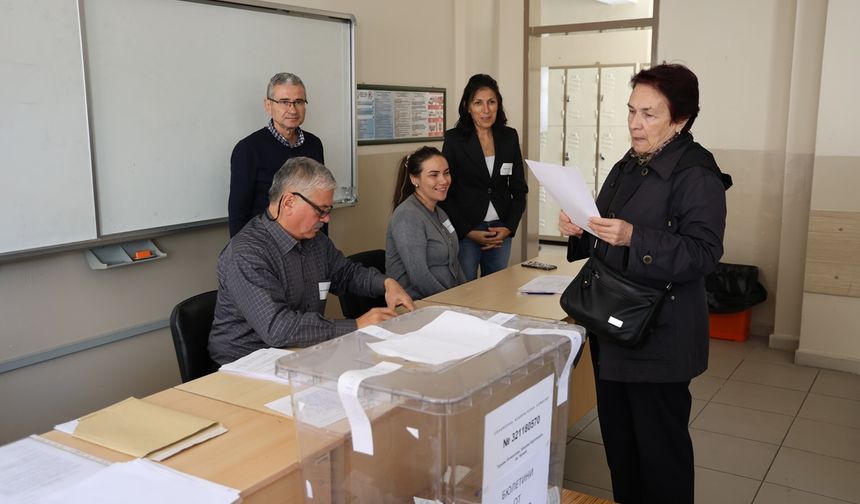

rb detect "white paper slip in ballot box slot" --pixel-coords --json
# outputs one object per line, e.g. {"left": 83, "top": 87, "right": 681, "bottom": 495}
{"left": 274, "top": 305, "right": 584, "bottom": 504}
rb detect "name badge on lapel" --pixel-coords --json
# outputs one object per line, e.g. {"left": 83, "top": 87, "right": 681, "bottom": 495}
{"left": 500, "top": 162, "right": 513, "bottom": 176}
{"left": 442, "top": 219, "right": 455, "bottom": 234}
{"left": 318, "top": 281, "right": 331, "bottom": 300}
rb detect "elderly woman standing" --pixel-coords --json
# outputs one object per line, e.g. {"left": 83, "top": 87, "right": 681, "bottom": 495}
{"left": 560, "top": 64, "right": 732, "bottom": 503}
{"left": 441, "top": 74, "right": 528, "bottom": 280}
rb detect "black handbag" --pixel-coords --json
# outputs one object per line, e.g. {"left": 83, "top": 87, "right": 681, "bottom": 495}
{"left": 560, "top": 254, "right": 672, "bottom": 347}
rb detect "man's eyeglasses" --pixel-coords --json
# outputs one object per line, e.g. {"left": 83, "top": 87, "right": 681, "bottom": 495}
{"left": 292, "top": 192, "right": 332, "bottom": 218}
{"left": 268, "top": 98, "right": 308, "bottom": 108}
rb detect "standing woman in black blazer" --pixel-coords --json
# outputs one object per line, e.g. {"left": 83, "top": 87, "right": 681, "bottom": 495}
{"left": 440, "top": 74, "right": 528, "bottom": 280}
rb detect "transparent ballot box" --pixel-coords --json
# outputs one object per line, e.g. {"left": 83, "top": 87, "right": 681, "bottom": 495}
{"left": 275, "top": 305, "right": 584, "bottom": 503}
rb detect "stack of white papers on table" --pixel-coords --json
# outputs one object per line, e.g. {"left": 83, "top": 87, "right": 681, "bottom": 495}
{"left": 219, "top": 347, "right": 293, "bottom": 383}
{"left": 517, "top": 275, "right": 575, "bottom": 295}
{"left": 37, "top": 458, "right": 240, "bottom": 504}
{"left": 0, "top": 436, "right": 107, "bottom": 504}
{"left": 366, "top": 310, "right": 517, "bottom": 365}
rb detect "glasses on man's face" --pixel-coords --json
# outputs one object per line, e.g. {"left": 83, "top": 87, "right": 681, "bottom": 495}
{"left": 291, "top": 192, "right": 332, "bottom": 218}
{"left": 268, "top": 98, "right": 308, "bottom": 109}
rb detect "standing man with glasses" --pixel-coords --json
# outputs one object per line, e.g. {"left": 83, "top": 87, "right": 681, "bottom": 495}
{"left": 228, "top": 72, "right": 325, "bottom": 237}
{"left": 210, "top": 157, "right": 415, "bottom": 364}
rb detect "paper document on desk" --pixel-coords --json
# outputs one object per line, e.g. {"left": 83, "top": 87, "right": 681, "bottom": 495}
{"left": 367, "top": 310, "right": 517, "bottom": 365}
{"left": 517, "top": 275, "right": 575, "bottom": 295}
{"left": 55, "top": 397, "right": 226, "bottom": 461}
{"left": 38, "top": 458, "right": 240, "bottom": 504}
{"left": 219, "top": 347, "right": 293, "bottom": 383}
{"left": 265, "top": 386, "right": 376, "bottom": 429}
{"left": 0, "top": 436, "right": 107, "bottom": 504}
{"left": 526, "top": 159, "right": 600, "bottom": 235}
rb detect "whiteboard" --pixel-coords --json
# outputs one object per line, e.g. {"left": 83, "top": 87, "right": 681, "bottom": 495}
{"left": 82, "top": 0, "right": 355, "bottom": 235}
{"left": 0, "top": 0, "right": 97, "bottom": 254}
{"left": 0, "top": 0, "right": 355, "bottom": 255}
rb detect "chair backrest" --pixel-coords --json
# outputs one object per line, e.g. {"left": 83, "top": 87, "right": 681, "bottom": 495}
{"left": 169, "top": 290, "right": 219, "bottom": 382}
{"left": 340, "top": 249, "right": 388, "bottom": 319}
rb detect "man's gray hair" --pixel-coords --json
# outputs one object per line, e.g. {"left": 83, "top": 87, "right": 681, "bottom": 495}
{"left": 269, "top": 157, "right": 337, "bottom": 201}
{"left": 267, "top": 72, "right": 305, "bottom": 99}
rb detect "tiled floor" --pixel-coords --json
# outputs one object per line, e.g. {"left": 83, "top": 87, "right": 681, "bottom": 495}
{"left": 562, "top": 335, "right": 860, "bottom": 504}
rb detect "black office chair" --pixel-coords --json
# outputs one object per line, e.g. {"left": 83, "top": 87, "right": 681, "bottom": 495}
{"left": 169, "top": 290, "right": 220, "bottom": 382}
{"left": 340, "top": 249, "right": 388, "bottom": 319}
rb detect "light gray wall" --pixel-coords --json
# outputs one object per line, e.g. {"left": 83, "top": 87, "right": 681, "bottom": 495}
{"left": 1, "top": 226, "right": 227, "bottom": 443}
{"left": 797, "top": 0, "right": 860, "bottom": 373}
{"left": 658, "top": 0, "right": 798, "bottom": 338}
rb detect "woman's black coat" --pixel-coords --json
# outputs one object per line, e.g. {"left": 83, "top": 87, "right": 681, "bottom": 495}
{"left": 568, "top": 133, "right": 731, "bottom": 382}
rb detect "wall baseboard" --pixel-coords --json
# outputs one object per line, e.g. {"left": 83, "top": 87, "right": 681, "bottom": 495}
{"left": 795, "top": 348, "right": 860, "bottom": 375}
{"left": 769, "top": 332, "right": 800, "bottom": 351}
{"left": 751, "top": 321, "right": 774, "bottom": 339}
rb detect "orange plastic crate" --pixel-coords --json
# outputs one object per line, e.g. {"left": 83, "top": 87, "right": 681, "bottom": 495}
{"left": 709, "top": 309, "right": 751, "bottom": 342}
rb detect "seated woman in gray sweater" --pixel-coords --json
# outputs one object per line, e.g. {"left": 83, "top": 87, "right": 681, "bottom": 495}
{"left": 386, "top": 146, "right": 467, "bottom": 299}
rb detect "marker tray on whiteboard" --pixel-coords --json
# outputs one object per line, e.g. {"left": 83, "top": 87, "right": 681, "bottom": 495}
{"left": 276, "top": 305, "right": 583, "bottom": 504}
{"left": 85, "top": 239, "right": 165, "bottom": 269}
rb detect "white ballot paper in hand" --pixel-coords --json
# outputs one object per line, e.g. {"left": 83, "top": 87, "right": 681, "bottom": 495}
{"left": 526, "top": 159, "right": 600, "bottom": 235}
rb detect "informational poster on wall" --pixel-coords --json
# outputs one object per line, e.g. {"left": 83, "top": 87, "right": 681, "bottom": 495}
{"left": 357, "top": 85, "right": 445, "bottom": 145}
{"left": 483, "top": 374, "right": 554, "bottom": 504}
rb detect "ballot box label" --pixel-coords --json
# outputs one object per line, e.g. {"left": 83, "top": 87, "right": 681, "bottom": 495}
{"left": 483, "top": 373, "right": 553, "bottom": 504}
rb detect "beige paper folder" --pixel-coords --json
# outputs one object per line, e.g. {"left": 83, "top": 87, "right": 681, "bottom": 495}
{"left": 73, "top": 397, "right": 223, "bottom": 459}
{"left": 176, "top": 371, "right": 292, "bottom": 417}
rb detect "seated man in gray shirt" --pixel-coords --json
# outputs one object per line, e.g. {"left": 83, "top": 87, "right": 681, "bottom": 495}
{"left": 209, "top": 157, "right": 414, "bottom": 364}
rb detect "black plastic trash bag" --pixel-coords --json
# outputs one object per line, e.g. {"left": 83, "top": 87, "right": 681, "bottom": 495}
{"left": 705, "top": 263, "right": 768, "bottom": 314}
